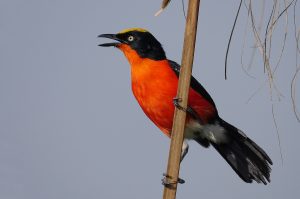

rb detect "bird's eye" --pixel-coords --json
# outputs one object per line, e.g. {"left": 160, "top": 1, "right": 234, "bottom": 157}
{"left": 128, "top": 35, "right": 134, "bottom": 42}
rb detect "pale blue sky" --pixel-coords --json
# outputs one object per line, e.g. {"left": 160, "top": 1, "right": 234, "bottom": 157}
{"left": 0, "top": 1, "right": 299, "bottom": 199}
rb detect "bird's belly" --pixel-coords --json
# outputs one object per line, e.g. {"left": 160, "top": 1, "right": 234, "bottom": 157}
{"left": 132, "top": 82, "right": 176, "bottom": 135}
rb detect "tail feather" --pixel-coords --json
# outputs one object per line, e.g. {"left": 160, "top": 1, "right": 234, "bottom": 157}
{"left": 212, "top": 138, "right": 271, "bottom": 184}
{"left": 219, "top": 118, "right": 273, "bottom": 165}
{"left": 198, "top": 119, "right": 272, "bottom": 184}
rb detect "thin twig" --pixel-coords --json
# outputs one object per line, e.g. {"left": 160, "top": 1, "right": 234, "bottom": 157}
{"left": 271, "top": 104, "right": 284, "bottom": 165}
{"left": 291, "top": 66, "right": 300, "bottom": 122}
{"left": 155, "top": 0, "right": 172, "bottom": 16}
{"left": 247, "top": 0, "right": 265, "bottom": 71}
{"left": 240, "top": 1, "right": 256, "bottom": 79}
{"left": 291, "top": 0, "right": 300, "bottom": 122}
{"left": 225, "top": 0, "right": 243, "bottom": 80}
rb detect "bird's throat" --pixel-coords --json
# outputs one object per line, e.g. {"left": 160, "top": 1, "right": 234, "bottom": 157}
{"left": 118, "top": 44, "right": 143, "bottom": 66}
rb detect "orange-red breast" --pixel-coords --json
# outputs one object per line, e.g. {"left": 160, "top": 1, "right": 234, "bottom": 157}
{"left": 98, "top": 28, "right": 272, "bottom": 184}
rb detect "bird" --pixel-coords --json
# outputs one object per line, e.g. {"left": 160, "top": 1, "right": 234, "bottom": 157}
{"left": 98, "top": 28, "right": 272, "bottom": 184}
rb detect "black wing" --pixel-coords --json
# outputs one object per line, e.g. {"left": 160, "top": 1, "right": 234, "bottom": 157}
{"left": 168, "top": 60, "right": 217, "bottom": 109}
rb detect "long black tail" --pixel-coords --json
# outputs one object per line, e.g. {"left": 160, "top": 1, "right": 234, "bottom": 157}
{"left": 198, "top": 119, "right": 273, "bottom": 184}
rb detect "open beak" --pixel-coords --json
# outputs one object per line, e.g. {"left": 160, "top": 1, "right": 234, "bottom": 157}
{"left": 98, "top": 34, "right": 123, "bottom": 47}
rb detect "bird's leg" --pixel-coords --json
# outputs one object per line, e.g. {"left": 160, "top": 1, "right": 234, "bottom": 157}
{"left": 181, "top": 140, "right": 189, "bottom": 162}
{"left": 161, "top": 141, "right": 188, "bottom": 187}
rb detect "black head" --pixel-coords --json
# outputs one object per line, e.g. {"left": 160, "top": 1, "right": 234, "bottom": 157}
{"left": 98, "top": 28, "right": 166, "bottom": 60}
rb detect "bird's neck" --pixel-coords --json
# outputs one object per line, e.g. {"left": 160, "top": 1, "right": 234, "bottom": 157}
{"left": 118, "top": 44, "right": 144, "bottom": 66}
{"left": 118, "top": 44, "right": 175, "bottom": 90}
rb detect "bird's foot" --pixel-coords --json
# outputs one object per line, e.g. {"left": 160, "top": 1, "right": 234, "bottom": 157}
{"left": 162, "top": 173, "right": 185, "bottom": 188}
{"left": 173, "top": 97, "right": 202, "bottom": 122}
{"left": 173, "top": 97, "right": 187, "bottom": 112}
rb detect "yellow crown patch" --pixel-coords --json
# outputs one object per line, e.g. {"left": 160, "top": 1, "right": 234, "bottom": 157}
{"left": 118, "top": 28, "right": 149, "bottom": 34}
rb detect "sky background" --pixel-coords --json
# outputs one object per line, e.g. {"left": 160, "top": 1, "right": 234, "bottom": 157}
{"left": 0, "top": 0, "right": 300, "bottom": 199}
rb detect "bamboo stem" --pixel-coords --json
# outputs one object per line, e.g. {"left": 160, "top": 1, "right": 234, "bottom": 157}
{"left": 162, "top": 0, "right": 201, "bottom": 199}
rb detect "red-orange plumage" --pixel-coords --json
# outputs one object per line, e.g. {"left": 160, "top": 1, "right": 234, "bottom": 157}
{"left": 119, "top": 44, "right": 216, "bottom": 137}
{"left": 99, "top": 29, "right": 272, "bottom": 184}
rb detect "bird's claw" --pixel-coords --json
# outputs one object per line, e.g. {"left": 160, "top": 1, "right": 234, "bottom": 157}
{"left": 162, "top": 173, "right": 185, "bottom": 188}
{"left": 173, "top": 97, "right": 202, "bottom": 122}
{"left": 173, "top": 97, "right": 187, "bottom": 112}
